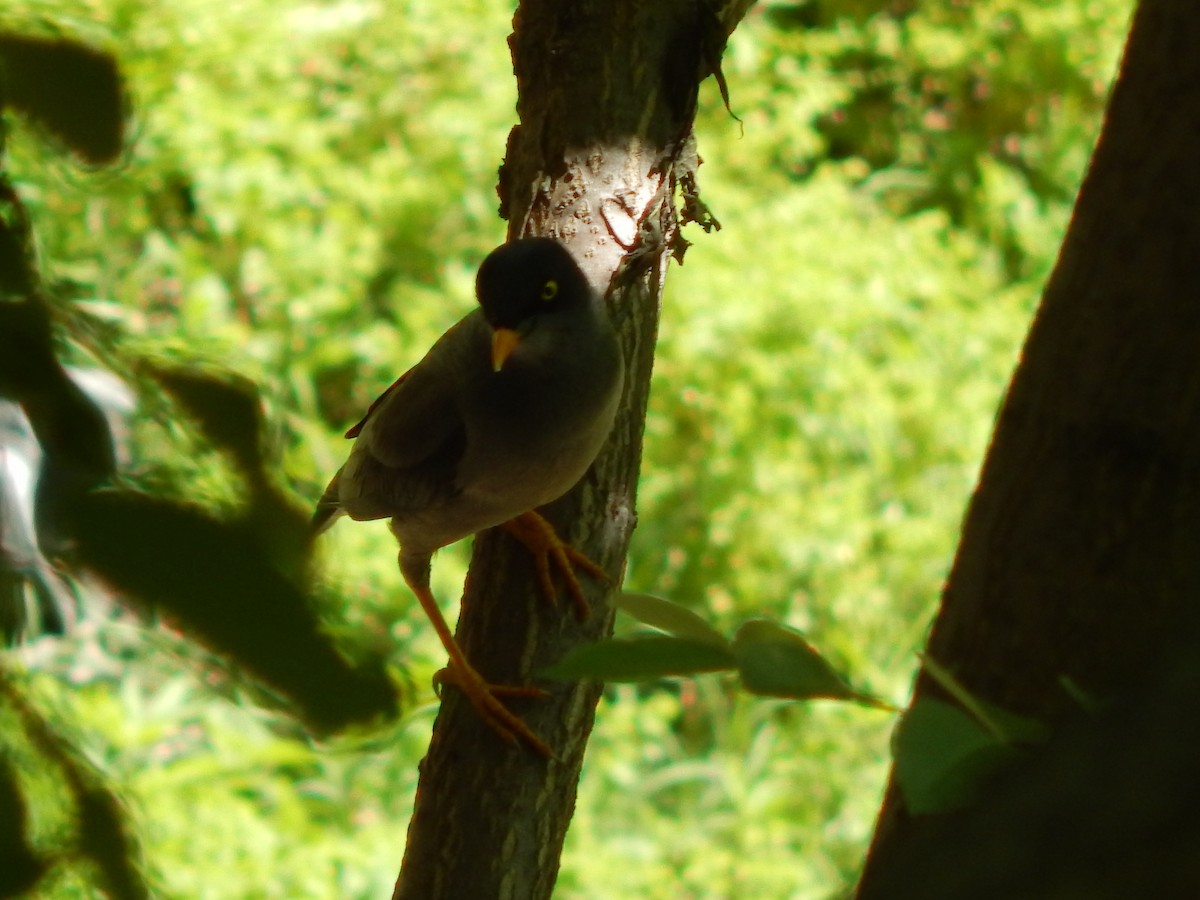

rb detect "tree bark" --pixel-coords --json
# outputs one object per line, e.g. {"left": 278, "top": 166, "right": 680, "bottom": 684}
{"left": 858, "top": 0, "right": 1200, "bottom": 892}
{"left": 393, "top": 3, "right": 752, "bottom": 898}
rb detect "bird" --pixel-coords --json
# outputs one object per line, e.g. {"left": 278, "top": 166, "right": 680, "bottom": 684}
{"left": 313, "top": 238, "right": 623, "bottom": 755}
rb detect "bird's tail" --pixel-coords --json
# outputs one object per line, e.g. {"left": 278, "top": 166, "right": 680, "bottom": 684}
{"left": 311, "top": 469, "right": 344, "bottom": 535}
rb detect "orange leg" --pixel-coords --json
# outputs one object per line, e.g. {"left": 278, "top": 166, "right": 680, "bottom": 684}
{"left": 399, "top": 559, "right": 553, "bottom": 758}
{"left": 501, "top": 510, "right": 608, "bottom": 621}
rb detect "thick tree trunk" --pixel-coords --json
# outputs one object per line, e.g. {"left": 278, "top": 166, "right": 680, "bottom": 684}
{"left": 858, "top": 0, "right": 1200, "bottom": 893}
{"left": 393, "top": 3, "right": 752, "bottom": 898}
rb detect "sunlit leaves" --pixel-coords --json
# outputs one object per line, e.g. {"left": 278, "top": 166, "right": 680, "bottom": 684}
{"left": 0, "top": 669, "right": 147, "bottom": 900}
{"left": 731, "top": 0, "right": 1133, "bottom": 276}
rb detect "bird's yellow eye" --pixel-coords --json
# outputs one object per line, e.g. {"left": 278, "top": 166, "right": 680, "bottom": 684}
{"left": 540, "top": 280, "right": 558, "bottom": 301}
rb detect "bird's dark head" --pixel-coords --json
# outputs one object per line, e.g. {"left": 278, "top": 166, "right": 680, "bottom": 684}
{"left": 476, "top": 238, "right": 597, "bottom": 372}
{"left": 476, "top": 238, "right": 594, "bottom": 329}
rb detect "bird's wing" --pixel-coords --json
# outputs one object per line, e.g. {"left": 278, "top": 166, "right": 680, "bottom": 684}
{"left": 343, "top": 370, "right": 408, "bottom": 440}
{"left": 321, "top": 315, "right": 483, "bottom": 523}
{"left": 354, "top": 315, "right": 478, "bottom": 470}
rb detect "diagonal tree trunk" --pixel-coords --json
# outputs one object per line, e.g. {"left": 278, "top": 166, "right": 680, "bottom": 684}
{"left": 857, "top": 0, "right": 1200, "bottom": 892}
{"left": 394, "top": 3, "right": 753, "bottom": 897}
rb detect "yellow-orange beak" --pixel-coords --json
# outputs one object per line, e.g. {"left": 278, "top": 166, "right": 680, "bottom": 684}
{"left": 491, "top": 327, "right": 521, "bottom": 372}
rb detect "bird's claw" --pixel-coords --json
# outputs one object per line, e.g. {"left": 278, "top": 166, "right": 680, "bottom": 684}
{"left": 502, "top": 510, "right": 608, "bottom": 620}
{"left": 434, "top": 664, "right": 554, "bottom": 758}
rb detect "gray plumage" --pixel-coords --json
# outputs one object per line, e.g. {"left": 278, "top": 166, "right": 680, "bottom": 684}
{"left": 314, "top": 238, "right": 623, "bottom": 567}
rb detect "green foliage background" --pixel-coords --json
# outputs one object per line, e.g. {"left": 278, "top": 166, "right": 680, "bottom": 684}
{"left": 3, "top": 0, "right": 1130, "bottom": 896}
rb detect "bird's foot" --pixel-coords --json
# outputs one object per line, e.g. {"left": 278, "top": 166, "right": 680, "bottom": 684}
{"left": 434, "top": 663, "right": 553, "bottom": 758}
{"left": 502, "top": 511, "right": 607, "bottom": 620}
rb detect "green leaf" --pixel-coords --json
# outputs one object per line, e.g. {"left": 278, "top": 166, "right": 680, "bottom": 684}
{"left": 0, "top": 33, "right": 125, "bottom": 164}
{"left": 543, "top": 634, "right": 736, "bottom": 682}
{"left": 893, "top": 697, "right": 1023, "bottom": 815}
{"left": 732, "top": 619, "right": 879, "bottom": 705}
{"left": 615, "top": 592, "right": 730, "bottom": 647}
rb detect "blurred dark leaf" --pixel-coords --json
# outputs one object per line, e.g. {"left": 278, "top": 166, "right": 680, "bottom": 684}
{"left": 615, "top": 591, "right": 729, "bottom": 646}
{"left": 149, "top": 364, "right": 313, "bottom": 576}
{"left": 0, "top": 179, "right": 36, "bottom": 297}
{"left": 0, "top": 223, "right": 28, "bottom": 297}
{"left": 77, "top": 787, "right": 146, "bottom": 900}
{"left": 150, "top": 365, "right": 263, "bottom": 473}
{"left": 241, "top": 485, "right": 315, "bottom": 584}
{"left": 893, "top": 697, "right": 1023, "bottom": 815}
{"left": 0, "top": 297, "right": 58, "bottom": 400}
{"left": 0, "top": 33, "right": 124, "bottom": 165}
{"left": 0, "top": 757, "right": 46, "bottom": 898}
{"left": 70, "top": 490, "right": 398, "bottom": 733}
{"left": 543, "top": 633, "right": 736, "bottom": 682}
{"left": 0, "top": 298, "right": 115, "bottom": 485}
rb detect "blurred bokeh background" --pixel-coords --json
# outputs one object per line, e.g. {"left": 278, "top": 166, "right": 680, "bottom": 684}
{"left": 3, "top": 0, "right": 1131, "bottom": 895}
